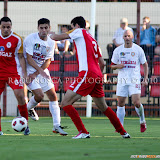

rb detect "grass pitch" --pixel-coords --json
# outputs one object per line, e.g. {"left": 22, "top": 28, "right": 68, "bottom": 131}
{"left": 0, "top": 117, "right": 160, "bottom": 160}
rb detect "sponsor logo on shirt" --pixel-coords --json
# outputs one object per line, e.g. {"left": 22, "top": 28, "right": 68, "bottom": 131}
{"left": 120, "top": 52, "right": 125, "bottom": 56}
{"left": 34, "top": 43, "right": 40, "bottom": 50}
{"left": 121, "top": 60, "right": 136, "bottom": 64}
{"left": 0, "top": 46, "right": 12, "bottom": 57}
{"left": 0, "top": 46, "right": 5, "bottom": 51}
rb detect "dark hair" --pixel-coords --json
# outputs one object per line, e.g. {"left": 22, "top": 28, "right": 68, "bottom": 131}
{"left": 0, "top": 16, "right": 12, "bottom": 25}
{"left": 71, "top": 16, "right": 86, "bottom": 28}
{"left": 38, "top": 18, "right": 50, "bottom": 26}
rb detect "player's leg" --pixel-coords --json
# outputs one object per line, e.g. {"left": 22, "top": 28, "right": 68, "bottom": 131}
{"left": 61, "top": 90, "right": 90, "bottom": 139}
{"left": 132, "top": 94, "right": 146, "bottom": 132}
{"left": 0, "top": 80, "right": 6, "bottom": 135}
{"left": 45, "top": 87, "right": 68, "bottom": 136}
{"left": 13, "top": 88, "right": 30, "bottom": 135}
{"left": 117, "top": 96, "right": 127, "bottom": 126}
{"left": 92, "top": 97, "right": 130, "bottom": 138}
{"left": 116, "top": 84, "right": 128, "bottom": 126}
{"left": 24, "top": 83, "right": 28, "bottom": 104}
{"left": 27, "top": 88, "right": 44, "bottom": 121}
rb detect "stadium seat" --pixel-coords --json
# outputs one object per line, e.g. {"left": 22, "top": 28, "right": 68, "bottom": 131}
{"left": 140, "top": 64, "right": 144, "bottom": 76}
{"left": 153, "top": 56, "right": 160, "bottom": 76}
{"left": 141, "top": 85, "right": 146, "bottom": 97}
{"left": 150, "top": 76, "right": 160, "bottom": 97}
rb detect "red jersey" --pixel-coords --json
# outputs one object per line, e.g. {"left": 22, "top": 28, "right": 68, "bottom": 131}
{"left": 0, "top": 31, "right": 23, "bottom": 80}
{"left": 68, "top": 28, "right": 102, "bottom": 77}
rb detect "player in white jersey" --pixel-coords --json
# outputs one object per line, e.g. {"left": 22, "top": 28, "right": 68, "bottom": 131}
{"left": 24, "top": 18, "right": 67, "bottom": 136}
{"left": 111, "top": 30, "right": 148, "bottom": 132}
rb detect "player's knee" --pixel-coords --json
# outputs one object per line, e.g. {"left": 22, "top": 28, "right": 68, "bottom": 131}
{"left": 133, "top": 101, "right": 140, "bottom": 108}
{"left": 15, "top": 92, "right": 25, "bottom": 104}
{"left": 34, "top": 93, "right": 44, "bottom": 102}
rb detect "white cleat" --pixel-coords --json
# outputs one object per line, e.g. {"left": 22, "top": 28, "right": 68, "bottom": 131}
{"left": 72, "top": 132, "right": 90, "bottom": 139}
{"left": 122, "top": 132, "right": 131, "bottom": 138}
{"left": 53, "top": 126, "right": 68, "bottom": 136}
{"left": 0, "top": 131, "right": 3, "bottom": 136}
{"left": 28, "top": 108, "right": 39, "bottom": 121}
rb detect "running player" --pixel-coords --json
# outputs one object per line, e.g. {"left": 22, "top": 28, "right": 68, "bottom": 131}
{"left": 23, "top": 18, "right": 67, "bottom": 136}
{"left": 111, "top": 30, "right": 148, "bottom": 132}
{"left": 50, "top": 16, "right": 130, "bottom": 139}
{"left": 0, "top": 17, "right": 29, "bottom": 135}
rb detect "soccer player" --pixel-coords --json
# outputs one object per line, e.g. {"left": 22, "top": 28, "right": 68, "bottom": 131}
{"left": 50, "top": 16, "right": 130, "bottom": 139}
{"left": 23, "top": 18, "right": 67, "bottom": 136}
{"left": 0, "top": 17, "right": 29, "bottom": 135}
{"left": 111, "top": 30, "right": 148, "bottom": 132}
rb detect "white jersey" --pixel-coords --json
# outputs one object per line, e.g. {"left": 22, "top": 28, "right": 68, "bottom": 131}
{"left": 111, "top": 43, "right": 146, "bottom": 85}
{"left": 23, "top": 32, "right": 55, "bottom": 74}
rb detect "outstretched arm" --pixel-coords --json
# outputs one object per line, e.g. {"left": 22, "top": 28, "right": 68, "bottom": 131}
{"left": 50, "top": 32, "right": 70, "bottom": 41}
{"left": 111, "top": 63, "right": 125, "bottom": 70}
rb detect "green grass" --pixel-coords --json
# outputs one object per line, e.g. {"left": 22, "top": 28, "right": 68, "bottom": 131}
{"left": 0, "top": 117, "right": 160, "bottom": 160}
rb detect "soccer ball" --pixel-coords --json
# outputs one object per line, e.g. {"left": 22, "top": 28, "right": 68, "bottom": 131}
{"left": 11, "top": 117, "right": 27, "bottom": 132}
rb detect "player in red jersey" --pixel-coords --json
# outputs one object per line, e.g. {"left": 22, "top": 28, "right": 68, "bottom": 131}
{"left": 50, "top": 16, "right": 130, "bottom": 139}
{"left": 0, "top": 17, "right": 29, "bottom": 135}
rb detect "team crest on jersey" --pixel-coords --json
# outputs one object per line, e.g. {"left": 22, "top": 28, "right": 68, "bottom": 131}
{"left": 131, "top": 52, "right": 135, "bottom": 57}
{"left": 34, "top": 43, "right": 40, "bottom": 50}
{"left": 0, "top": 46, "right": 5, "bottom": 51}
{"left": 46, "top": 47, "right": 50, "bottom": 53}
{"left": 6, "top": 42, "right": 11, "bottom": 48}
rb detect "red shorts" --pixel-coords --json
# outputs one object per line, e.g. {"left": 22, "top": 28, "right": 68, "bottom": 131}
{"left": 0, "top": 75, "right": 23, "bottom": 95}
{"left": 69, "top": 71, "right": 105, "bottom": 98}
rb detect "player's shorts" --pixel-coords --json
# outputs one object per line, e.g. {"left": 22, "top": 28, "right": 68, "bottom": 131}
{"left": 0, "top": 75, "right": 23, "bottom": 95}
{"left": 27, "top": 69, "right": 54, "bottom": 92}
{"left": 116, "top": 83, "right": 141, "bottom": 97}
{"left": 68, "top": 71, "right": 105, "bottom": 98}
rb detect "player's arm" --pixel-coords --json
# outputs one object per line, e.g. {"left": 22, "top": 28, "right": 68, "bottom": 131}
{"left": 98, "top": 57, "right": 105, "bottom": 73}
{"left": 27, "top": 54, "right": 49, "bottom": 79}
{"left": 142, "top": 62, "right": 148, "bottom": 86}
{"left": 18, "top": 53, "right": 27, "bottom": 78}
{"left": 50, "top": 32, "right": 70, "bottom": 41}
{"left": 33, "top": 58, "right": 51, "bottom": 76}
{"left": 110, "top": 62, "right": 125, "bottom": 70}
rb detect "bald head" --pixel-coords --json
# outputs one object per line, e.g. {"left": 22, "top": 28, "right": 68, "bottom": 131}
{"left": 123, "top": 30, "right": 133, "bottom": 48}
{"left": 123, "top": 30, "right": 134, "bottom": 39}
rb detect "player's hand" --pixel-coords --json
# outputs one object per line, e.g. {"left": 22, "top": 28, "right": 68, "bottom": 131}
{"left": 141, "top": 78, "right": 148, "bottom": 87}
{"left": 49, "top": 31, "right": 55, "bottom": 40}
{"left": 142, "top": 24, "right": 146, "bottom": 31}
{"left": 117, "top": 64, "right": 125, "bottom": 69}
{"left": 38, "top": 69, "right": 50, "bottom": 79}
{"left": 146, "top": 44, "right": 151, "bottom": 47}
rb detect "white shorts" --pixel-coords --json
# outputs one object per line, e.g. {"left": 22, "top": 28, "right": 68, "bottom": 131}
{"left": 116, "top": 83, "right": 141, "bottom": 97}
{"left": 27, "top": 69, "right": 54, "bottom": 92}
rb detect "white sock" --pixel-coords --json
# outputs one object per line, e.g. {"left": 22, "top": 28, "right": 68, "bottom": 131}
{"left": 135, "top": 104, "right": 145, "bottom": 124}
{"left": 49, "top": 101, "right": 61, "bottom": 127}
{"left": 27, "top": 96, "right": 38, "bottom": 110}
{"left": 116, "top": 106, "right": 125, "bottom": 126}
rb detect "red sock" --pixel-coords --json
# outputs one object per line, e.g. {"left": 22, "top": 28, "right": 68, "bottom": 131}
{"left": 103, "top": 107, "right": 126, "bottom": 135}
{"left": 0, "top": 109, "right": 1, "bottom": 131}
{"left": 63, "top": 105, "right": 88, "bottom": 134}
{"left": 18, "top": 104, "right": 28, "bottom": 121}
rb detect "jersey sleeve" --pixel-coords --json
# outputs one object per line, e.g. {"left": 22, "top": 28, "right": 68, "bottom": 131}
{"left": 111, "top": 48, "right": 119, "bottom": 64}
{"left": 14, "top": 32, "right": 23, "bottom": 54}
{"left": 68, "top": 28, "right": 83, "bottom": 40}
{"left": 24, "top": 35, "right": 34, "bottom": 56}
{"left": 45, "top": 40, "right": 55, "bottom": 60}
{"left": 139, "top": 47, "right": 147, "bottom": 64}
